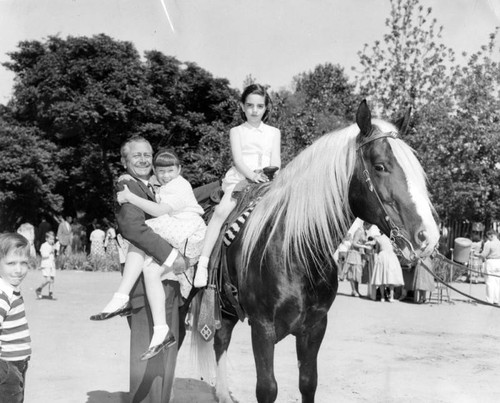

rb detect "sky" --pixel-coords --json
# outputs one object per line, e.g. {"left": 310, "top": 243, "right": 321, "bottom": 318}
{"left": 0, "top": 0, "right": 499, "bottom": 104}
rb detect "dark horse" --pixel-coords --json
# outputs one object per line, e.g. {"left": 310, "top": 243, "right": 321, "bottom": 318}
{"left": 192, "top": 100, "right": 440, "bottom": 403}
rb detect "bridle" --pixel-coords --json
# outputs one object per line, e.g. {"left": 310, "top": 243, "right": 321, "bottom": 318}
{"left": 357, "top": 129, "right": 500, "bottom": 308}
{"left": 356, "top": 128, "right": 418, "bottom": 263}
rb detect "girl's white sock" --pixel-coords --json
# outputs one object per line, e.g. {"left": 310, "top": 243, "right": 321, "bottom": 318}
{"left": 102, "top": 292, "right": 129, "bottom": 313}
{"left": 150, "top": 325, "right": 170, "bottom": 348}
{"left": 193, "top": 256, "right": 209, "bottom": 288}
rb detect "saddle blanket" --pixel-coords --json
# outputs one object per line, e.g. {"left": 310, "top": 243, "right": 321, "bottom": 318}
{"left": 223, "top": 204, "right": 257, "bottom": 247}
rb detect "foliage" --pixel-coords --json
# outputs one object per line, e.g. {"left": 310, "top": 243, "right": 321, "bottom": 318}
{"left": 56, "top": 252, "right": 120, "bottom": 271}
{"left": 355, "top": 0, "right": 456, "bottom": 117}
{"left": 355, "top": 0, "right": 500, "bottom": 224}
{"left": 272, "top": 63, "right": 357, "bottom": 164}
{"left": 2, "top": 35, "right": 238, "bottom": 227}
{"left": 0, "top": 118, "right": 64, "bottom": 230}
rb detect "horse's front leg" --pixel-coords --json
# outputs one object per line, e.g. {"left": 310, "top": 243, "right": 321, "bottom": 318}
{"left": 251, "top": 321, "right": 278, "bottom": 403}
{"left": 214, "top": 314, "right": 239, "bottom": 403}
{"left": 295, "top": 316, "right": 328, "bottom": 403}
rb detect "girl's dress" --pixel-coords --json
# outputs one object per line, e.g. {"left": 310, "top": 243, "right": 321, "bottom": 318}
{"left": 344, "top": 228, "right": 366, "bottom": 282}
{"left": 222, "top": 122, "right": 280, "bottom": 193}
{"left": 17, "top": 223, "right": 36, "bottom": 258}
{"left": 145, "top": 175, "right": 206, "bottom": 263}
{"left": 89, "top": 229, "right": 106, "bottom": 258}
{"left": 371, "top": 234, "right": 404, "bottom": 286}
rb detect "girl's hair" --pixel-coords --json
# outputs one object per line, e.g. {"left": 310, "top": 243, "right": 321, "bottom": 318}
{"left": 240, "top": 83, "right": 272, "bottom": 122}
{"left": 153, "top": 148, "right": 181, "bottom": 168}
{"left": 0, "top": 232, "right": 30, "bottom": 259}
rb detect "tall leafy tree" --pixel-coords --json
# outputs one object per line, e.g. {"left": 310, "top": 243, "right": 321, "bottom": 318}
{"left": 0, "top": 117, "right": 64, "bottom": 230}
{"left": 355, "top": 0, "right": 455, "bottom": 117}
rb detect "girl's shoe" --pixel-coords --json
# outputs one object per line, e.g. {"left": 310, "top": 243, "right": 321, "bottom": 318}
{"left": 89, "top": 303, "right": 132, "bottom": 320}
{"left": 140, "top": 332, "right": 176, "bottom": 360}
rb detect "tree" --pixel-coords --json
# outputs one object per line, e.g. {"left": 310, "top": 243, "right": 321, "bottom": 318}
{"left": 0, "top": 118, "right": 64, "bottom": 230}
{"left": 272, "top": 63, "right": 357, "bottom": 163}
{"left": 355, "top": 0, "right": 500, "bottom": 224}
{"left": 355, "top": 0, "right": 455, "bottom": 117}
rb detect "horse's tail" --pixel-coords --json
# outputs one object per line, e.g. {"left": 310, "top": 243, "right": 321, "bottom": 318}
{"left": 189, "top": 292, "right": 217, "bottom": 384}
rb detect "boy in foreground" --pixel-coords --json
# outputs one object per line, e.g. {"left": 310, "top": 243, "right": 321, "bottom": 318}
{"left": 0, "top": 232, "right": 32, "bottom": 402}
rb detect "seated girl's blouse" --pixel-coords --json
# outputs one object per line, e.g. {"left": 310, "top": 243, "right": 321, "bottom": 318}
{"left": 157, "top": 176, "right": 203, "bottom": 217}
{"left": 222, "top": 122, "right": 280, "bottom": 190}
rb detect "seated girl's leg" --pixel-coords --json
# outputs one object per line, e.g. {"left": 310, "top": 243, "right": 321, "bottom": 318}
{"left": 194, "top": 191, "right": 237, "bottom": 287}
{"left": 100, "top": 244, "right": 146, "bottom": 313}
{"left": 143, "top": 263, "right": 172, "bottom": 348}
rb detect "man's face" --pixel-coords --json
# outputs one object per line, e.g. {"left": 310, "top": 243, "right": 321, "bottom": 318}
{"left": 122, "top": 141, "right": 153, "bottom": 180}
{"left": 0, "top": 249, "right": 29, "bottom": 288}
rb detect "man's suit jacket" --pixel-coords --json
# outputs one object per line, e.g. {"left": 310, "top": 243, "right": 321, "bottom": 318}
{"left": 57, "top": 220, "right": 72, "bottom": 246}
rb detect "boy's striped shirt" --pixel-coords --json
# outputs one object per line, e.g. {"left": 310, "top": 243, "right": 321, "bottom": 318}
{"left": 0, "top": 280, "right": 31, "bottom": 361}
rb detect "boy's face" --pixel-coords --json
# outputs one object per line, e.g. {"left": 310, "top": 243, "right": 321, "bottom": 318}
{"left": 47, "top": 236, "right": 55, "bottom": 245}
{"left": 0, "top": 250, "right": 29, "bottom": 287}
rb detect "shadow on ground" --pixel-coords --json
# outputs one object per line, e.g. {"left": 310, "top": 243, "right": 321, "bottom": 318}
{"left": 86, "top": 378, "right": 221, "bottom": 403}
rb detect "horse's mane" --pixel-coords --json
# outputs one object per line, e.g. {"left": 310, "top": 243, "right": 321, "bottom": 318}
{"left": 241, "top": 118, "right": 433, "bottom": 280}
{"left": 241, "top": 123, "right": 359, "bottom": 279}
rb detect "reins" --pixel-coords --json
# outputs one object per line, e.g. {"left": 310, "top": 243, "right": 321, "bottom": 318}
{"left": 418, "top": 253, "right": 500, "bottom": 308}
{"left": 357, "top": 130, "right": 500, "bottom": 309}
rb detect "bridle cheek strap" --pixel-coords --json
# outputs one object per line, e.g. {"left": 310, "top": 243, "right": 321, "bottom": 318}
{"left": 356, "top": 130, "right": 418, "bottom": 262}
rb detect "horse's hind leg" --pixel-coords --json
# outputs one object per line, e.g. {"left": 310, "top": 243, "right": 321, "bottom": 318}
{"left": 295, "top": 316, "right": 328, "bottom": 403}
{"left": 251, "top": 322, "right": 278, "bottom": 403}
{"left": 214, "top": 314, "right": 238, "bottom": 403}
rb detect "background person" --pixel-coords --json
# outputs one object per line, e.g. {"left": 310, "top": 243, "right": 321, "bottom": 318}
{"left": 35, "top": 231, "right": 56, "bottom": 300}
{"left": 56, "top": 215, "right": 73, "bottom": 256}
{"left": 476, "top": 229, "right": 500, "bottom": 305}
{"left": 370, "top": 232, "right": 404, "bottom": 302}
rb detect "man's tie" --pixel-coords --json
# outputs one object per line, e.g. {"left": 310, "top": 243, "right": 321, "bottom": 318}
{"left": 147, "top": 183, "right": 155, "bottom": 197}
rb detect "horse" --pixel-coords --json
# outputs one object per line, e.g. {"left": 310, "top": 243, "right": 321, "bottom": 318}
{"left": 193, "top": 100, "right": 440, "bottom": 403}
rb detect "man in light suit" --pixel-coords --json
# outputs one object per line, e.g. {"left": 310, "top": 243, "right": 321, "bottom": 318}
{"left": 57, "top": 215, "right": 72, "bottom": 255}
{"left": 116, "top": 136, "right": 180, "bottom": 403}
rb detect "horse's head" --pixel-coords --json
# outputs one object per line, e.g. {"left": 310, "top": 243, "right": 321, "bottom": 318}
{"left": 349, "top": 100, "right": 439, "bottom": 261}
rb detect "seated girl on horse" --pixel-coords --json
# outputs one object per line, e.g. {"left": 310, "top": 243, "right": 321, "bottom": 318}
{"left": 194, "top": 83, "right": 281, "bottom": 287}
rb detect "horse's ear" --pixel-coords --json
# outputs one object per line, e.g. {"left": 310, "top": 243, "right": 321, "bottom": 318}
{"left": 394, "top": 107, "right": 412, "bottom": 136}
{"left": 356, "top": 100, "right": 372, "bottom": 136}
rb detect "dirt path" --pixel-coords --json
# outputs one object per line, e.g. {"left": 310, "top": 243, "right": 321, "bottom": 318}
{"left": 23, "top": 270, "right": 500, "bottom": 402}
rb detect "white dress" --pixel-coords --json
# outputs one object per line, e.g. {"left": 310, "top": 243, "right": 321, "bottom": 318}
{"left": 222, "top": 122, "right": 280, "bottom": 193}
{"left": 370, "top": 234, "right": 404, "bottom": 286}
{"left": 145, "top": 176, "right": 206, "bottom": 261}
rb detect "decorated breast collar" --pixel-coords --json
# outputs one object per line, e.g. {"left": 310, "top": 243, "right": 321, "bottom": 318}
{"left": 356, "top": 128, "right": 399, "bottom": 150}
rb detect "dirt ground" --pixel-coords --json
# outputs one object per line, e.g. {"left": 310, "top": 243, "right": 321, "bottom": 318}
{"left": 23, "top": 269, "right": 500, "bottom": 403}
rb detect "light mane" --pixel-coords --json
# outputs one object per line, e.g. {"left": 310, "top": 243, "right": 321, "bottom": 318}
{"left": 241, "top": 124, "right": 360, "bottom": 278}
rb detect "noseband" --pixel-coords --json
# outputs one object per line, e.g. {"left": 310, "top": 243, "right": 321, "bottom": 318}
{"left": 356, "top": 129, "right": 418, "bottom": 262}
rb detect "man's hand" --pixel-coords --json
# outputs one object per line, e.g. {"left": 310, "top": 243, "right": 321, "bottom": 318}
{"left": 117, "top": 184, "right": 134, "bottom": 205}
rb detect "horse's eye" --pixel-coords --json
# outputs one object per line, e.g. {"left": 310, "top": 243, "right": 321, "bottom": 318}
{"left": 374, "top": 164, "right": 386, "bottom": 172}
